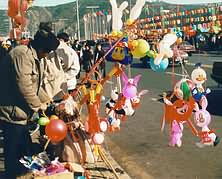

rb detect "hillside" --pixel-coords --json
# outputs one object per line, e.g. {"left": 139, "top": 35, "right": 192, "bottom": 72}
{"left": 0, "top": 1, "right": 203, "bottom": 39}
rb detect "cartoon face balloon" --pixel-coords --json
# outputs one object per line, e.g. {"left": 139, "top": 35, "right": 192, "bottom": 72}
{"left": 106, "top": 40, "right": 133, "bottom": 65}
{"left": 194, "top": 110, "right": 211, "bottom": 128}
{"left": 191, "top": 66, "right": 207, "bottom": 86}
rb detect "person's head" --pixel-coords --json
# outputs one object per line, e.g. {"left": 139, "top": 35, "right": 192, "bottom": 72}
{"left": 96, "top": 43, "right": 101, "bottom": 50}
{"left": 57, "top": 32, "right": 70, "bottom": 45}
{"left": 30, "top": 28, "right": 59, "bottom": 59}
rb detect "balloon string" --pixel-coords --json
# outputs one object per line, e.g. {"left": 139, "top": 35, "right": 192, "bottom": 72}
{"left": 41, "top": 111, "right": 48, "bottom": 118}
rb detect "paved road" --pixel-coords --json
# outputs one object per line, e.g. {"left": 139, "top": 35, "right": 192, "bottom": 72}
{"left": 104, "top": 54, "right": 222, "bottom": 179}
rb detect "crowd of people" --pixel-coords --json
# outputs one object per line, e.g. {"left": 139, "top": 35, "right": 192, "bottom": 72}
{"left": 0, "top": 22, "right": 107, "bottom": 179}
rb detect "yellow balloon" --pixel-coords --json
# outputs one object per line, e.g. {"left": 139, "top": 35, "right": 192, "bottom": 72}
{"left": 111, "top": 31, "right": 118, "bottom": 37}
{"left": 117, "top": 31, "right": 123, "bottom": 38}
{"left": 127, "top": 18, "right": 134, "bottom": 26}
{"left": 131, "top": 39, "right": 150, "bottom": 58}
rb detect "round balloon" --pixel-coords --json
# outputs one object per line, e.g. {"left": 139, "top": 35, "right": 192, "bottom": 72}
{"left": 45, "top": 119, "right": 67, "bottom": 142}
{"left": 38, "top": 117, "right": 50, "bottom": 126}
{"left": 131, "top": 39, "right": 150, "bottom": 58}
{"left": 93, "top": 133, "right": 104, "bottom": 145}
{"left": 150, "top": 58, "right": 169, "bottom": 72}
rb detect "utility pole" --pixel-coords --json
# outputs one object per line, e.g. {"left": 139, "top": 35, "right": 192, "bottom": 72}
{"left": 76, "top": 0, "right": 80, "bottom": 40}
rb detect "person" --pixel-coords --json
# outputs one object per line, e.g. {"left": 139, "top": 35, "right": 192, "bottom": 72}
{"left": 56, "top": 32, "right": 80, "bottom": 93}
{"left": 94, "top": 43, "right": 106, "bottom": 79}
{"left": 82, "top": 43, "right": 93, "bottom": 73}
{"left": 0, "top": 27, "right": 60, "bottom": 179}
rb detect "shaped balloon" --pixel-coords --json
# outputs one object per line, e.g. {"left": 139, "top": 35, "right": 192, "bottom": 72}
{"left": 150, "top": 58, "right": 169, "bottom": 72}
{"left": 122, "top": 72, "right": 141, "bottom": 99}
{"left": 129, "top": 0, "right": 146, "bottom": 20}
{"left": 45, "top": 119, "right": 67, "bottom": 142}
{"left": 110, "top": 0, "right": 128, "bottom": 31}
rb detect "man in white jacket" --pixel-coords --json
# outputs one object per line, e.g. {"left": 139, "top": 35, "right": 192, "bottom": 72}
{"left": 56, "top": 33, "right": 80, "bottom": 92}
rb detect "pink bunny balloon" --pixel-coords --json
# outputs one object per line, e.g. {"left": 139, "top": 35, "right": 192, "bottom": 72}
{"left": 169, "top": 120, "right": 184, "bottom": 147}
{"left": 122, "top": 72, "right": 141, "bottom": 99}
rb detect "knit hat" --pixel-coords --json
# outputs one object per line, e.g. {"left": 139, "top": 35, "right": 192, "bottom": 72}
{"left": 31, "top": 29, "right": 59, "bottom": 53}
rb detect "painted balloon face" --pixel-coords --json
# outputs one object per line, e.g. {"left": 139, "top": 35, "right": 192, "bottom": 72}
{"left": 164, "top": 97, "right": 195, "bottom": 122}
{"left": 111, "top": 46, "right": 125, "bottom": 61}
{"left": 191, "top": 67, "right": 207, "bottom": 85}
{"left": 194, "top": 110, "right": 211, "bottom": 128}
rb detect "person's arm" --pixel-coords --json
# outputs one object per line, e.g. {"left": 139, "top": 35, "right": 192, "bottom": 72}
{"left": 11, "top": 50, "right": 42, "bottom": 112}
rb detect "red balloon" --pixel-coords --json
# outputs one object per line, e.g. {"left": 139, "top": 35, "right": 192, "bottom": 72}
{"left": 8, "top": 0, "right": 28, "bottom": 18}
{"left": 9, "top": 28, "right": 21, "bottom": 40}
{"left": 45, "top": 119, "right": 67, "bottom": 142}
{"left": 14, "top": 15, "right": 27, "bottom": 25}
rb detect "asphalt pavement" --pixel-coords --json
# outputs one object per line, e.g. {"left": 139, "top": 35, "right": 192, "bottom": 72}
{"left": 104, "top": 54, "right": 222, "bottom": 179}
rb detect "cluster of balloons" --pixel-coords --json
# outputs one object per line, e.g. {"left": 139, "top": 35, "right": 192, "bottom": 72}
{"left": 8, "top": 0, "right": 29, "bottom": 40}
{"left": 38, "top": 115, "right": 68, "bottom": 143}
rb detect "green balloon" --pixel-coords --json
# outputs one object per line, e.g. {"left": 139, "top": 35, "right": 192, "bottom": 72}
{"left": 146, "top": 50, "right": 155, "bottom": 58}
{"left": 180, "top": 81, "right": 191, "bottom": 101}
{"left": 38, "top": 117, "right": 50, "bottom": 126}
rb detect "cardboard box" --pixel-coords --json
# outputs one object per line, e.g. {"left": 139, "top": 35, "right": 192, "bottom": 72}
{"left": 34, "top": 172, "right": 74, "bottom": 179}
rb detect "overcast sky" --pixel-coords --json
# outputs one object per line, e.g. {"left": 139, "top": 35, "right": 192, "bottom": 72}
{"left": 0, "top": 0, "right": 221, "bottom": 9}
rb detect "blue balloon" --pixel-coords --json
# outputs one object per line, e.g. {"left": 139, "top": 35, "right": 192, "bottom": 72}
{"left": 150, "top": 58, "right": 169, "bottom": 72}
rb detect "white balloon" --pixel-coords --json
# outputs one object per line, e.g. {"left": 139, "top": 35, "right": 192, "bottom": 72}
{"left": 93, "top": 133, "right": 104, "bottom": 145}
{"left": 129, "top": 0, "right": 146, "bottom": 20}
{"left": 162, "top": 33, "right": 177, "bottom": 45}
{"left": 110, "top": 0, "right": 128, "bottom": 31}
{"left": 154, "top": 53, "right": 164, "bottom": 65}
{"left": 100, "top": 121, "right": 108, "bottom": 132}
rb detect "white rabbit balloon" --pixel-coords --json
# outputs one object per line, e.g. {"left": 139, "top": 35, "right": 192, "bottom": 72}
{"left": 129, "top": 0, "right": 146, "bottom": 20}
{"left": 110, "top": 0, "right": 128, "bottom": 32}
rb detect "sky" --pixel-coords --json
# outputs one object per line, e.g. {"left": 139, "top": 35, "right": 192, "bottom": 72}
{"left": 0, "top": 0, "right": 221, "bottom": 9}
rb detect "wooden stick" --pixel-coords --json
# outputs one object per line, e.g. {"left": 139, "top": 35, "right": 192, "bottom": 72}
{"left": 98, "top": 146, "right": 120, "bottom": 179}
{"left": 44, "top": 139, "right": 50, "bottom": 151}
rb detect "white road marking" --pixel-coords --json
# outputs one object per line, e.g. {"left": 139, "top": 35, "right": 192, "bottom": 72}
{"left": 165, "top": 72, "right": 189, "bottom": 77}
{"left": 186, "top": 62, "right": 212, "bottom": 68}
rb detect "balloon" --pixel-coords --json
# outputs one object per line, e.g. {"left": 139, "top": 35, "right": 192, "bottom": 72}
{"left": 174, "top": 79, "right": 194, "bottom": 100}
{"left": 38, "top": 117, "right": 50, "bottom": 126}
{"left": 92, "top": 133, "right": 104, "bottom": 145}
{"left": 154, "top": 53, "right": 164, "bottom": 65}
{"left": 194, "top": 110, "right": 211, "bottom": 128}
{"left": 123, "top": 85, "right": 137, "bottom": 98}
{"left": 45, "top": 119, "right": 67, "bottom": 142}
{"left": 162, "top": 33, "right": 177, "bottom": 44}
{"left": 131, "top": 39, "right": 150, "bottom": 58}
{"left": 129, "top": 0, "right": 146, "bottom": 20}
{"left": 49, "top": 115, "right": 59, "bottom": 120}
{"left": 100, "top": 121, "right": 108, "bottom": 132}
{"left": 150, "top": 58, "right": 169, "bottom": 72}
{"left": 126, "top": 18, "right": 134, "bottom": 26}
{"left": 14, "top": 15, "right": 27, "bottom": 25}
{"left": 9, "top": 28, "right": 21, "bottom": 40}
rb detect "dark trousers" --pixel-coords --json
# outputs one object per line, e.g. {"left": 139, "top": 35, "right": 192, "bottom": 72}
{"left": 1, "top": 122, "right": 34, "bottom": 178}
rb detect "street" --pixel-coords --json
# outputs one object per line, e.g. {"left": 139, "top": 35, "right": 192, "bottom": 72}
{"left": 105, "top": 54, "right": 222, "bottom": 179}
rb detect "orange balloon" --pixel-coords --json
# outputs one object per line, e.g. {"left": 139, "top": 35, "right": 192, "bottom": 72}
{"left": 45, "top": 119, "right": 67, "bottom": 142}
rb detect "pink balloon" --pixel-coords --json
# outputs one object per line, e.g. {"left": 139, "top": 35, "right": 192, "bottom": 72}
{"left": 122, "top": 85, "right": 137, "bottom": 99}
